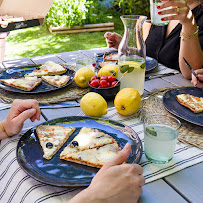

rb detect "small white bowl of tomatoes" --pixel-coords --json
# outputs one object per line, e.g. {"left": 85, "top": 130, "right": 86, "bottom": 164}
{"left": 88, "top": 75, "right": 120, "bottom": 100}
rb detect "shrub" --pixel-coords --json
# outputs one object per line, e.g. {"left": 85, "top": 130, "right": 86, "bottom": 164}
{"left": 45, "top": 0, "right": 113, "bottom": 28}
{"left": 112, "top": 0, "right": 150, "bottom": 17}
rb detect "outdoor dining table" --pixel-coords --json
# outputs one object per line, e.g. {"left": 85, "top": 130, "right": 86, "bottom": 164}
{"left": 0, "top": 47, "right": 203, "bottom": 203}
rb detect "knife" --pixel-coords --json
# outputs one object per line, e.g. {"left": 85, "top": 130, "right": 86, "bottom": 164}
{"left": 39, "top": 103, "right": 80, "bottom": 109}
{"left": 183, "top": 57, "right": 200, "bottom": 82}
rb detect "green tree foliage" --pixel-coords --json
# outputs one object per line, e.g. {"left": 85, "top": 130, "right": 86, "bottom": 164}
{"left": 112, "top": 0, "right": 150, "bottom": 17}
{"left": 45, "top": 0, "right": 113, "bottom": 28}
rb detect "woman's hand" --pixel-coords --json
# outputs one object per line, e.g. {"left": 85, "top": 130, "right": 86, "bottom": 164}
{"left": 191, "top": 69, "right": 203, "bottom": 88}
{"left": 2, "top": 99, "right": 41, "bottom": 137}
{"left": 69, "top": 143, "right": 145, "bottom": 203}
{"left": 104, "top": 32, "right": 122, "bottom": 49}
{"left": 158, "top": 0, "right": 194, "bottom": 25}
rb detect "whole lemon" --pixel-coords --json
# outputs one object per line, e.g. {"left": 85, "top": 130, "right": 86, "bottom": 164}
{"left": 114, "top": 88, "right": 141, "bottom": 116}
{"left": 98, "top": 64, "right": 119, "bottom": 77}
{"left": 80, "top": 92, "right": 107, "bottom": 117}
{"left": 74, "top": 67, "right": 95, "bottom": 88}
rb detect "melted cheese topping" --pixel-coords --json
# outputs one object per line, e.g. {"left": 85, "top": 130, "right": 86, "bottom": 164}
{"left": 61, "top": 143, "right": 120, "bottom": 167}
{"left": 62, "top": 127, "right": 115, "bottom": 155}
{"left": 42, "top": 75, "right": 70, "bottom": 86}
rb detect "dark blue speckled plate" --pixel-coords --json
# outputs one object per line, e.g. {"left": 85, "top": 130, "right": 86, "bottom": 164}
{"left": 0, "top": 65, "right": 75, "bottom": 94}
{"left": 96, "top": 52, "right": 158, "bottom": 72}
{"left": 17, "top": 116, "right": 142, "bottom": 187}
{"left": 163, "top": 87, "right": 203, "bottom": 126}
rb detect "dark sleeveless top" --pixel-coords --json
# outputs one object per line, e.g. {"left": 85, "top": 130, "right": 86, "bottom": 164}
{"left": 145, "top": 4, "right": 203, "bottom": 70}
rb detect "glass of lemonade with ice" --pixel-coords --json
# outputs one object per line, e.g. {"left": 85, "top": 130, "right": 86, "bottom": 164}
{"left": 150, "top": 0, "right": 170, "bottom": 26}
{"left": 144, "top": 114, "right": 181, "bottom": 164}
{"left": 118, "top": 55, "right": 145, "bottom": 95}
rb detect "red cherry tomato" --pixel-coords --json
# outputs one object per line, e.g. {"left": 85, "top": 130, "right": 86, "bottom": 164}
{"left": 90, "top": 79, "right": 100, "bottom": 88}
{"left": 90, "top": 75, "right": 98, "bottom": 82}
{"left": 107, "top": 76, "right": 116, "bottom": 83}
{"left": 100, "top": 79, "right": 108, "bottom": 88}
{"left": 111, "top": 81, "right": 118, "bottom": 87}
{"left": 100, "top": 75, "right": 108, "bottom": 81}
{"left": 107, "top": 82, "right": 111, "bottom": 87}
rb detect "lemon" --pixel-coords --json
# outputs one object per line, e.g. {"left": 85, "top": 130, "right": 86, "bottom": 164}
{"left": 114, "top": 88, "right": 141, "bottom": 116}
{"left": 74, "top": 67, "right": 95, "bottom": 88}
{"left": 98, "top": 64, "right": 119, "bottom": 77}
{"left": 80, "top": 92, "right": 107, "bottom": 117}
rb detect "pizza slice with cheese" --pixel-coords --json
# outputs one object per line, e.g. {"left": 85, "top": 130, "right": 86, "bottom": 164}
{"left": 176, "top": 94, "right": 203, "bottom": 113}
{"left": 60, "top": 143, "right": 121, "bottom": 168}
{"left": 0, "top": 76, "right": 42, "bottom": 91}
{"left": 103, "top": 53, "right": 118, "bottom": 61}
{"left": 24, "top": 61, "right": 67, "bottom": 77}
{"left": 36, "top": 125, "right": 75, "bottom": 160}
{"left": 60, "top": 127, "right": 122, "bottom": 168}
{"left": 42, "top": 75, "right": 70, "bottom": 87}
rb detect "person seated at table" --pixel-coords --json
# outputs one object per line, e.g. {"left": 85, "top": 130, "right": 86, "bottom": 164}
{"left": 0, "top": 99, "right": 145, "bottom": 203}
{"left": 104, "top": 0, "right": 203, "bottom": 80}
{"left": 191, "top": 68, "right": 203, "bottom": 88}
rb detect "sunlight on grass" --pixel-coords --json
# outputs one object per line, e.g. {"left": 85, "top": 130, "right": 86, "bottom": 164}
{"left": 5, "top": 12, "right": 123, "bottom": 61}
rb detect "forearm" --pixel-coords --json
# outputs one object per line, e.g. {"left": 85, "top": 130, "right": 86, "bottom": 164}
{"left": 179, "top": 22, "right": 203, "bottom": 79}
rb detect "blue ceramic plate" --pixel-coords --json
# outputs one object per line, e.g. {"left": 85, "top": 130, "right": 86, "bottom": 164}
{"left": 0, "top": 65, "right": 75, "bottom": 94}
{"left": 163, "top": 87, "right": 203, "bottom": 126}
{"left": 96, "top": 52, "right": 158, "bottom": 72}
{"left": 17, "top": 116, "right": 142, "bottom": 187}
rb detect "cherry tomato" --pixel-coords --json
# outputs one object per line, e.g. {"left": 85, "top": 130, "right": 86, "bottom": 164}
{"left": 92, "top": 62, "right": 96, "bottom": 67}
{"left": 100, "top": 75, "right": 108, "bottom": 81}
{"left": 90, "top": 79, "right": 100, "bottom": 88}
{"left": 107, "top": 76, "right": 116, "bottom": 83}
{"left": 111, "top": 81, "right": 118, "bottom": 87}
{"left": 107, "top": 82, "right": 111, "bottom": 87}
{"left": 100, "top": 79, "right": 108, "bottom": 88}
{"left": 90, "top": 75, "right": 98, "bottom": 82}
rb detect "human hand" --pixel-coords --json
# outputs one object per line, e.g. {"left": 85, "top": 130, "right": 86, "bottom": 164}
{"left": 191, "top": 69, "right": 203, "bottom": 88}
{"left": 2, "top": 99, "right": 40, "bottom": 137}
{"left": 104, "top": 32, "right": 122, "bottom": 49}
{"left": 71, "top": 143, "right": 145, "bottom": 203}
{"left": 158, "top": 0, "right": 194, "bottom": 25}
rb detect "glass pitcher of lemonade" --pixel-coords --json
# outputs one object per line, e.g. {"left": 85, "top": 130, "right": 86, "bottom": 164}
{"left": 118, "top": 15, "right": 147, "bottom": 95}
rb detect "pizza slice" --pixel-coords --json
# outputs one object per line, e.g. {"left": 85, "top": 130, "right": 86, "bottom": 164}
{"left": 24, "top": 61, "right": 67, "bottom": 77}
{"left": 36, "top": 125, "right": 76, "bottom": 160}
{"left": 176, "top": 94, "right": 203, "bottom": 113}
{"left": 103, "top": 53, "right": 118, "bottom": 61}
{"left": 0, "top": 76, "right": 42, "bottom": 91}
{"left": 42, "top": 75, "right": 70, "bottom": 87}
{"left": 60, "top": 143, "right": 121, "bottom": 168}
{"left": 60, "top": 127, "right": 116, "bottom": 155}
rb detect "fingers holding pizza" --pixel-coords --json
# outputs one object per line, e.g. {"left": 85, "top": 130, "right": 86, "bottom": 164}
{"left": 69, "top": 143, "right": 145, "bottom": 203}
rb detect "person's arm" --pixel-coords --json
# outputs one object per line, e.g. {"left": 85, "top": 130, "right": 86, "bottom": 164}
{"left": 191, "top": 69, "right": 203, "bottom": 88}
{"left": 69, "top": 143, "right": 145, "bottom": 203}
{"left": 0, "top": 99, "right": 41, "bottom": 140}
{"left": 159, "top": 1, "right": 203, "bottom": 79}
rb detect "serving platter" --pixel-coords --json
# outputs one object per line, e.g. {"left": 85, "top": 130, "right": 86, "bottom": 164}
{"left": 0, "top": 65, "right": 75, "bottom": 94}
{"left": 96, "top": 52, "right": 158, "bottom": 72}
{"left": 17, "top": 116, "right": 142, "bottom": 187}
{"left": 163, "top": 87, "right": 203, "bottom": 126}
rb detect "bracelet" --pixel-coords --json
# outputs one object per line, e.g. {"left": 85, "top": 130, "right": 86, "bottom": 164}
{"left": 0, "top": 121, "right": 9, "bottom": 138}
{"left": 180, "top": 26, "right": 199, "bottom": 39}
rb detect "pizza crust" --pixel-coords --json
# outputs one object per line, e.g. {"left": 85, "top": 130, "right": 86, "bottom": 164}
{"left": 176, "top": 94, "right": 203, "bottom": 113}
{"left": 0, "top": 77, "right": 42, "bottom": 91}
{"left": 42, "top": 75, "right": 70, "bottom": 87}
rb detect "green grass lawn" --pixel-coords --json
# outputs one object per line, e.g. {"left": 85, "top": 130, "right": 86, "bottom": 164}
{"left": 5, "top": 11, "right": 123, "bottom": 61}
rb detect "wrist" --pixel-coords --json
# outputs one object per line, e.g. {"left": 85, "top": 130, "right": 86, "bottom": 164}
{"left": 0, "top": 120, "right": 9, "bottom": 140}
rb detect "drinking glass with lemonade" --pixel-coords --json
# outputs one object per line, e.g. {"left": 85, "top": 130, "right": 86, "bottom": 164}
{"left": 144, "top": 114, "right": 181, "bottom": 164}
{"left": 118, "top": 15, "right": 147, "bottom": 95}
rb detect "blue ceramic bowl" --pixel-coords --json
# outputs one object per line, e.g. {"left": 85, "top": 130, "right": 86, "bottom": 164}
{"left": 88, "top": 78, "right": 120, "bottom": 100}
